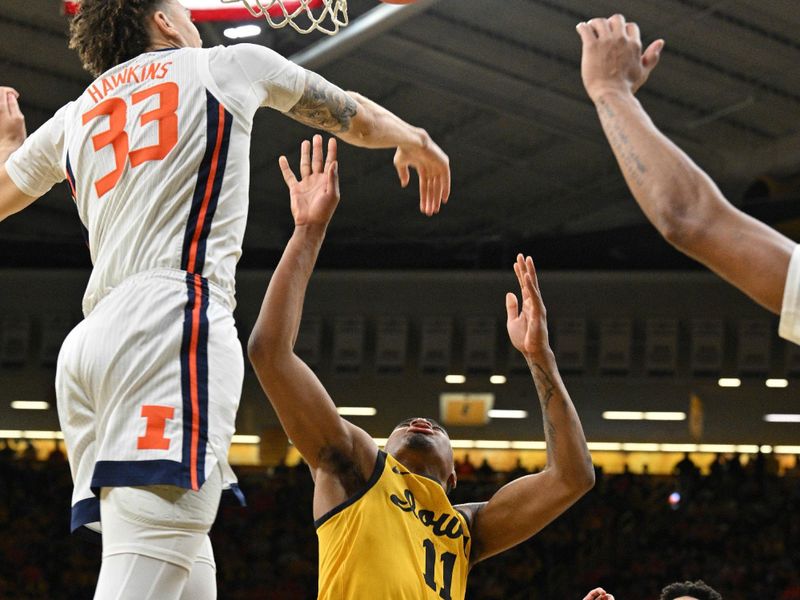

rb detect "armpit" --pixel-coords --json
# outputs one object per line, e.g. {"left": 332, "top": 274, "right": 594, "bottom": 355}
{"left": 287, "top": 70, "right": 357, "bottom": 133}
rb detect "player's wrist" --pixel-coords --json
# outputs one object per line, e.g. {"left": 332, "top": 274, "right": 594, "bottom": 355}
{"left": 294, "top": 222, "right": 328, "bottom": 239}
{"left": 588, "top": 84, "right": 636, "bottom": 105}
{"left": 523, "top": 345, "right": 555, "bottom": 366}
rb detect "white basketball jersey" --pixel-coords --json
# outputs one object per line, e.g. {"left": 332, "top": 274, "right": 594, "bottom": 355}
{"left": 6, "top": 44, "right": 306, "bottom": 315}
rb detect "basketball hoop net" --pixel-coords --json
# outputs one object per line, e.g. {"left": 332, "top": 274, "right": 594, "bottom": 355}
{"left": 220, "top": 0, "right": 348, "bottom": 35}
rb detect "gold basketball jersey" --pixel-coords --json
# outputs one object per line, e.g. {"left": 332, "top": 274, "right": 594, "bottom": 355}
{"left": 316, "top": 451, "right": 472, "bottom": 600}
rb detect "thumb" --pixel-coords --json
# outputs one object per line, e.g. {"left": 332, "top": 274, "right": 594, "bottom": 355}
{"left": 395, "top": 161, "right": 410, "bottom": 188}
{"left": 642, "top": 39, "right": 665, "bottom": 71}
{"left": 505, "top": 293, "right": 519, "bottom": 322}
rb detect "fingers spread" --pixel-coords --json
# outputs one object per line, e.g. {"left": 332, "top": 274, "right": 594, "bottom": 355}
{"left": 278, "top": 155, "right": 298, "bottom": 188}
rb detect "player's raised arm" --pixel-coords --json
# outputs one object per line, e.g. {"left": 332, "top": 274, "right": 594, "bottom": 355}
{"left": 247, "top": 135, "right": 377, "bottom": 500}
{"left": 456, "top": 255, "right": 595, "bottom": 566}
{"left": 0, "top": 87, "right": 37, "bottom": 222}
{"left": 576, "top": 15, "right": 794, "bottom": 314}
{"left": 286, "top": 70, "right": 450, "bottom": 217}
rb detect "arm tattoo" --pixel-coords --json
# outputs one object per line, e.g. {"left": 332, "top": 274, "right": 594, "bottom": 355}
{"left": 531, "top": 363, "right": 555, "bottom": 410}
{"left": 287, "top": 70, "right": 357, "bottom": 133}
{"left": 532, "top": 362, "right": 557, "bottom": 449}
{"left": 597, "top": 98, "right": 648, "bottom": 187}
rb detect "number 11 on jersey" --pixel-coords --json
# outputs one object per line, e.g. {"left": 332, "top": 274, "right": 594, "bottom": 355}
{"left": 422, "top": 539, "right": 456, "bottom": 600}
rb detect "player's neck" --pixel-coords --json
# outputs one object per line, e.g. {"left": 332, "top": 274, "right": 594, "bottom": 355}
{"left": 393, "top": 452, "right": 447, "bottom": 490}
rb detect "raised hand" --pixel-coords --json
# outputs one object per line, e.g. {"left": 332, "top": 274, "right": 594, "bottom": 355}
{"left": 506, "top": 254, "right": 551, "bottom": 360}
{"left": 279, "top": 135, "right": 340, "bottom": 229}
{"left": 0, "top": 87, "right": 26, "bottom": 151}
{"left": 393, "top": 132, "right": 450, "bottom": 217}
{"left": 576, "top": 14, "right": 665, "bottom": 101}
{"left": 582, "top": 588, "right": 615, "bottom": 600}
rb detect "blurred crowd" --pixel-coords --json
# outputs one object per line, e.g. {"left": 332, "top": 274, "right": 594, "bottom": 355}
{"left": 2, "top": 442, "right": 799, "bottom": 599}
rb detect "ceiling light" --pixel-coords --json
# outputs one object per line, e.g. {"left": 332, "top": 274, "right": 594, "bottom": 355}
{"left": 643, "top": 412, "right": 686, "bottom": 421}
{"left": 764, "top": 413, "right": 800, "bottom": 423}
{"left": 488, "top": 409, "right": 528, "bottom": 419}
{"left": 718, "top": 377, "right": 741, "bottom": 388}
{"left": 735, "top": 444, "right": 759, "bottom": 453}
{"left": 602, "top": 411, "right": 645, "bottom": 420}
{"left": 660, "top": 444, "right": 698, "bottom": 452}
{"left": 449, "top": 440, "right": 476, "bottom": 449}
{"left": 697, "top": 444, "right": 736, "bottom": 453}
{"left": 474, "top": 440, "right": 512, "bottom": 449}
{"left": 774, "top": 446, "right": 800, "bottom": 454}
{"left": 587, "top": 442, "right": 623, "bottom": 451}
{"left": 766, "top": 378, "right": 789, "bottom": 388}
{"left": 621, "top": 443, "right": 660, "bottom": 452}
{"left": 445, "top": 374, "right": 466, "bottom": 384}
{"left": 337, "top": 407, "right": 377, "bottom": 416}
{"left": 223, "top": 25, "right": 262, "bottom": 39}
{"left": 0, "top": 430, "right": 64, "bottom": 440}
{"left": 489, "top": 375, "right": 507, "bottom": 385}
{"left": 759, "top": 445, "right": 773, "bottom": 453}
{"left": 510, "top": 441, "right": 546, "bottom": 450}
{"left": 11, "top": 401, "right": 50, "bottom": 410}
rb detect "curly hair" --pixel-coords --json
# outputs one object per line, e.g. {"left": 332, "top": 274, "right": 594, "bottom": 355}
{"left": 660, "top": 580, "right": 722, "bottom": 600}
{"left": 68, "top": 0, "right": 166, "bottom": 77}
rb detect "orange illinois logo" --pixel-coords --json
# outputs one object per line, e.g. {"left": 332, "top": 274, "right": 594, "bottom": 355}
{"left": 137, "top": 405, "right": 175, "bottom": 451}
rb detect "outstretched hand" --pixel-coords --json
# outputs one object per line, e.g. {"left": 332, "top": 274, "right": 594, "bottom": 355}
{"left": 0, "top": 87, "right": 26, "bottom": 149}
{"left": 393, "top": 132, "right": 451, "bottom": 217}
{"left": 582, "top": 588, "right": 615, "bottom": 600}
{"left": 506, "top": 254, "right": 551, "bottom": 359}
{"left": 576, "top": 14, "right": 664, "bottom": 101}
{"left": 279, "top": 135, "right": 340, "bottom": 229}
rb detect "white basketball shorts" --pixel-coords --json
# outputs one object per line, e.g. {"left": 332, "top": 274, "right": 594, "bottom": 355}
{"left": 56, "top": 268, "right": 245, "bottom": 532}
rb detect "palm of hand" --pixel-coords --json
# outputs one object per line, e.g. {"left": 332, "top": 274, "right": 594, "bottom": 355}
{"left": 280, "top": 136, "right": 340, "bottom": 228}
{"left": 290, "top": 173, "right": 336, "bottom": 227}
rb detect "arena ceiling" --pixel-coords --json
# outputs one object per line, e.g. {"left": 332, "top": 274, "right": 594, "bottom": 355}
{"left": 1, "top": 0, "right": 799, "bottom": 270}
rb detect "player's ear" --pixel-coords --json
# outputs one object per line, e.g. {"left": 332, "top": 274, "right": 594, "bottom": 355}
{"left": 151, "top": 4, "right": 179, "bottom": 41}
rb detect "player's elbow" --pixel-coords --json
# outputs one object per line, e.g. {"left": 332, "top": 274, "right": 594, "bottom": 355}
{"left": 652, "top": 178, "right": 720, "bottom": 252}
{"left": 246, "top": 330, "right": 285, "bottom": 371}
{"left": 344, "top": 92, "right": 376, "bottom": 142}
{"left": 556, "top": 460, "right": 595, "bottom": 499}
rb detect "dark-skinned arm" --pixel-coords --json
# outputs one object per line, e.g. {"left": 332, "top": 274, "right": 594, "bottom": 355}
{"left": 456, "top": 255, "right": 595, "bottom": 566}
{"left": 577, "top": 15, "right": 793, "bottom": 313}
{"left": 247, "top": 136, "right": 377, "bottom": 520}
